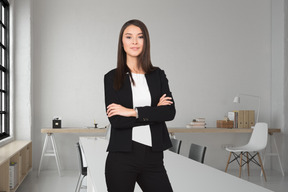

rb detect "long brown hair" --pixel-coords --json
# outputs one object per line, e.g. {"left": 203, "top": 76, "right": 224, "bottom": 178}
{"left": 114, "top": 19, "right": 155, "bottom": 90}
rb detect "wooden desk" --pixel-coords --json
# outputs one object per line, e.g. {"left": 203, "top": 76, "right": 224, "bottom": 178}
{"left": 168, "top": 127, "right": 280, "bottom": 134}
{"left": 41, "top": 127, "right": 280, "bottom": 134}
{"left": 39, "top": 127, "right": 283, "bottom": 176}
{"left": 80, "top": 137, "right": 272, "bottom": 192}
{"left": 38, "top": 127, "right": 107, "bottom": 176}
{"left": 41, "top": 127, "right": 107, "bottom": 134}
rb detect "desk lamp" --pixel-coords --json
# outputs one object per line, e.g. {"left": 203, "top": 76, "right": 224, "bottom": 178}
{"left": 233, "top": 94, "right": 261, "bottom": 123}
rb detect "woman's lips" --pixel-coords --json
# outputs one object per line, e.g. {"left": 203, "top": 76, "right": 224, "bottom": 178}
{"left": 131, "top": 47, "right": 139, "bottom": 50}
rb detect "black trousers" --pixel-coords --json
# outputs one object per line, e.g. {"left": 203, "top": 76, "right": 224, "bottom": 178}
{"left": 105, "top": 141, "right": 173, "bottom": 192}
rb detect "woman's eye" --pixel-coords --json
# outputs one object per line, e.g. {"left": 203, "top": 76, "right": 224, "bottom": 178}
{"left": 126, "top": 36, "right": 131, "bottom": 39}
{"left": 139, "top": 36, "right": 144, "bottom": 39}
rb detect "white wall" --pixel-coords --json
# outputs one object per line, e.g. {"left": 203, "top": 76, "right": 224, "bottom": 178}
{"left": 14, "top": 0, "right": 32, "bottom": 141}
{"left": 283, "top": 0, "right": 288, "bottom": 172}
{"left": 0, "top": 0, "right": 33, "bottom": 148}
{"left": 270, "top": 0, "right": 286, "bottom": 174}
{"left": 272, "top": 0, "right": 284, "bottom": 129}
{"left": 22, "top": 0, "right": 285, "bottom": 172}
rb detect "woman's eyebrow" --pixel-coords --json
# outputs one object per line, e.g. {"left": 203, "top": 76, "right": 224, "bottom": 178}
{"left": 124, "top": 33, "right": 143, "bottom": 35}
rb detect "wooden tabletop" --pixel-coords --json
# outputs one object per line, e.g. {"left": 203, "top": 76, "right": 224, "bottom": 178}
{"left": 0, "top": 140, "right": 32, "bottom": 166}
{"left": 168, "top": 128, "right": 281, "bottom": 134}
{"left": 41, "top": 127, "right": 107, "bottom": 133}
{"left": 41, "top": 127, "right": 280, "bottom": 134}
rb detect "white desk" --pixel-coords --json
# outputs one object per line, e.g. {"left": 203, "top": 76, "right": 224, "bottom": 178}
{"left": 79, "top": 137, "right": 272, "bottom": 192}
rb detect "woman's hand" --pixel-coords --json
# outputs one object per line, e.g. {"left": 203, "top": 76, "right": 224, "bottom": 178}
{"left": 107, "top": 103, "right": 136, "bottom": 117}
{"left": 157, "top": 94, "right": 173, "bottom": 106}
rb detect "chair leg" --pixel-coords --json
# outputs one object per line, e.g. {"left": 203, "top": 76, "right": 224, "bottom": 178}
{"left": 246, "top": 152, "right": 250, "bottom": 176}
{"left": 79, "top": 175, "right": 87, "bottom": 191}
{"left": 239, "top": 152, "right": 243, "bottom": 178}
{"left": 257, "top": 152, "right": 267, "bottom": 182}
{"left": 225, "top": 152, "right": 232, "bottom": 172}
{"left": 75, "top": 173, "right": 81, "bottom": 192}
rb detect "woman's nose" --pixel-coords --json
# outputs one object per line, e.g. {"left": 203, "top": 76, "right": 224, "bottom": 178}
{"left": 132, "top": 37, "right": 137, "bottom": 44}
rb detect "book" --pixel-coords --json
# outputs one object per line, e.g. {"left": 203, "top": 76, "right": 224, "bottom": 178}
{"left": 189, "top": 122, "right": 206, "bottom": 126}
{"left": 186, "top": 124, "right": 206, "bottom": 128}
{"left": 243, "top": 110, "right": 249, "bottom": 128}
{"left": 248, "top": 110, "right": 255, "bottom": 128}
{"left": 9, "top": 162, "right": 18, "bottom": 189}
{"left": 238, "top": 110, "right": 244, "bottom": 128}
{"left": 187, "top": 118, "right": 206, "bottom": 128}
{"left": 228, "top": 112, "right": 235, "bottom": 121}
{"left": 234, "top": 111, "right": 238, "bottom": 128}
{"left": 194, "top": 118, "right": 205, "bottom": 122}
{"left": 232, "top": 110, "right": 255, "bottom": 129}
{"left": 189, "top": 125, "right": 206, "bottom": 128}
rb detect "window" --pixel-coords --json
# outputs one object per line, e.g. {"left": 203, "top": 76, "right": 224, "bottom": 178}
{"left": 0, "top": 0, "right": 9, "bottom": 140}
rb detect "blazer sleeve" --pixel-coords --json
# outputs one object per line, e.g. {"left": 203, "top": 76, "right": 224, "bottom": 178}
{"left": 104, "top": 71, "right": 148, "bottom": 129}
{"left": 136, "top": 69, "right": 176, "bottom": 123}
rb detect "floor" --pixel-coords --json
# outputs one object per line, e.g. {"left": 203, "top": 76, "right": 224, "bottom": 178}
{"left": 227, "top": 169, "right": 288, "bottom": 192}
{"left": 16, "top": 170, "right": 80, "bottom": 192}
{"left": 16, "top": 169, "right": 287, "bottom": 192}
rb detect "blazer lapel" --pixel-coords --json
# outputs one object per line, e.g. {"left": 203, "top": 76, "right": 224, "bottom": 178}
{"left": 118, "top": 74, "right": 133, "bottom": 108}
{"left": 145, "top": 72, "right": 160, "bottom": 107}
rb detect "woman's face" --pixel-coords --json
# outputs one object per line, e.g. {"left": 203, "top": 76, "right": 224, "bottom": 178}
{"left": 122, "top": 25, "right": 144, "bottom": 59}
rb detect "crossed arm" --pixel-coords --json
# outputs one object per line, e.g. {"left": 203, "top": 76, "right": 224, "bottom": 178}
{"left": 104, "top": 69, "right": 175, "bottom": 128}
{"left": 106, "top": 94, "right": 173, "bottom": 118}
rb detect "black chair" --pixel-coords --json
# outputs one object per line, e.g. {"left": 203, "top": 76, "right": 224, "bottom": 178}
{"left": 189, "top": 143, "right": 207, "bottom": 163}
{"left": 169, "top": 138, "right": 182, "bottom": 154}
{"left": 75, "top": 142, "right": 87, "bottom": 192}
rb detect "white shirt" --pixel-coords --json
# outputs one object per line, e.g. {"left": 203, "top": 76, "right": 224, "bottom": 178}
{"left": 130, "top": 73, "right": 152, "bottom": 146}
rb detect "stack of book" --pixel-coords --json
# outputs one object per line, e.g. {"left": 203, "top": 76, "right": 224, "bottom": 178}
{"left": 186, "top": 118, "right": 206, "bottom": 128}
{"left": 228, "top": 110, "right": 255, "bottom": 128}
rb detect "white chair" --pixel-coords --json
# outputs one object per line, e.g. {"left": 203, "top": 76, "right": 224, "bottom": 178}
{"left": 225, "top": 122, "right": 268, "bottom": 182}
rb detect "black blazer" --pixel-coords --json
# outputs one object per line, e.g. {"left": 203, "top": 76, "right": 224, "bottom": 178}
{"left": 104, "top": 68, "right": 176, "bottom": 152}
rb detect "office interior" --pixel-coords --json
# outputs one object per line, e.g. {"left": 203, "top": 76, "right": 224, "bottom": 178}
{"left": 2, "top": 0, "right": 288, "bottom": 191}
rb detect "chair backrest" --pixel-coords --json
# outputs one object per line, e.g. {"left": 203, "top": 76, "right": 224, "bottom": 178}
{"left": 247, "top": 122, "right": 268, "bottom": 150}
{"left": 189, "top": 143, "right": 207, "bottom": 164}
{"left": 169, "top": 138, "right": 182, "bottom": 154}
{"left": 76, "top": 142, "right": 86, "bottom": 174}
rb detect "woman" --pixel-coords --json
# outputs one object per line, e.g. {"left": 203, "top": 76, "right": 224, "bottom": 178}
{"left": 104, "top": 19, "right": 175, "bottom": 192}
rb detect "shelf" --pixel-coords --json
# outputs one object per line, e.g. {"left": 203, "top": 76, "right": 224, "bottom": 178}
{"left": 0, "top": 140, "right": 32, "bottom": 192}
